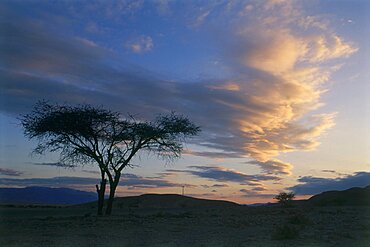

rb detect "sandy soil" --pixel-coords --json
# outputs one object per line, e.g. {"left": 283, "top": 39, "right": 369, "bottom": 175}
{"left": 1, "top": 204, "right": 369, "bottom": 247}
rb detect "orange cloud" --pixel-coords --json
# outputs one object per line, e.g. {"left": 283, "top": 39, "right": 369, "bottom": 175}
{"left": 209, "top": 82, "right": 240, "bottom": 91}
{"left": 242, "top": 29, "right": 307, "bottom": 75}
{"left": 307, "top": 35, "right": 358, "bottom": 62}
{"left": 198, "top": 0, "right": 356, "bottom": 175}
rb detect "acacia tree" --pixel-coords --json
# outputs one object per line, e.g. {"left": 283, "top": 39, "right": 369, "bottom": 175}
{"left": 21, "top": 101, "right": 200, "bottom": 215}
{"left": 274, "top": 192, "right": 295, "bottom": 206}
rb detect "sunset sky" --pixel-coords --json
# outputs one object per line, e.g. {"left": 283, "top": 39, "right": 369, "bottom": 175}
{"left": 1, "top": 0, "right": 370, "bottom": 204}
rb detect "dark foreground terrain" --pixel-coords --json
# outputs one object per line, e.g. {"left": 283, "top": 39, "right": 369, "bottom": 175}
{"left": 1, "top": 193, "right": 370, "bottom": 247}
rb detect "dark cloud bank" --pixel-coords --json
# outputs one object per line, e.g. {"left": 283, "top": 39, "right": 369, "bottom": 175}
{"left": 288, "top": 172, "right": 370, "bottom": 195}
{"left": 0, "top": 168, "right": 23, "bottom": 176}
{"left": 168, "top": 165, "right": 278, "bottom": 190}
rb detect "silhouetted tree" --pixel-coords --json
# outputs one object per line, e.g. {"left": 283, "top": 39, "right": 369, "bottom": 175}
{"left": 21, "top": 101, "right": 200, "bottom": 215}
{"left": 274, "top": 192, "right": 295, "bottom": 206}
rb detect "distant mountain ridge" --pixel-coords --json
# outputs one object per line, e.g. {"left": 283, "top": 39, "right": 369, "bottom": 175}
{"left": 1, "top": 185, "right": 370, "bottom": 207}
{"left": 0, "top": 187, "right": 97, "bottom": 205}
{"left": 307, "top": 185, "right": 370, "bottom": 206}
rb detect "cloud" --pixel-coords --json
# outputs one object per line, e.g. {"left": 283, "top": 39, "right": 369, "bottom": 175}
{"left": 239, "top": 188, "right": 275, "bottom": 198}
{"left": 0, "top": 1, "right": 357, "bottom": 177}
{"left": 201, "top": 1, "right": 355, "bottom": 164}
{"left": 288, "top": 172, "right": 370, "bottom": 195}
{"left": 184, "top": 150, "right": 243, "bottom": 159}
{"left": 85, "top": 22, "right": 102, "bottom": 34}
{"left": 212, "top": 183, "right": 228, "bottom": 188}
{"left": 0, "top": 173, "right": 185, "bottom": 189}
{"left": 81, "top": 170, "right": 101, "bottom": 175}
{"left": 119, "top": 173, "right": 181, "bottom": 188}
{"left": 75, "top": 37, "right": 99, "bottom": 48}
{"left": 155, "top": 0, "right": 172, "bottom": 15}
{"left": 208, "top": 82, "right": 241, "bottom": 91}
{"left": 80, "top": 0, "right": 144, "bottom": 20}
{"left": 246, "top": 159, "right": 293, "bottom": 175}
{"left": 125, "top": 35, "right": 154, "bottom": 53}
{"left": 0, "top": 168, "right": 23, "bottom": 177}
{"left": 201, "top": 183, "right": 229, "bottom": 189}
{"left": 31, "top": 162, "right": 76, "bottom": 168}
{"left": 321, "top": 169, "right": 336, "bottom": 173}
{"left": 192, "top": 10, "right": 211, "bottom": 27}
{"left": 307, "top": 35, "right": 358, "bottom": 63}
{"left": 1, "top": 21, "right": 106, "bottom": 77}
{"left": 168, "top": 166, "right": 279, "bottom": 186}
{"left": 241, "top": 29, "right": 306, "bottom": 74}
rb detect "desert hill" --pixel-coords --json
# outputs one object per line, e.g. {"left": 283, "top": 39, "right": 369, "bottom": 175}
{"left": 307, "top": 185, "right": 370, "bottom": 206}
{"left": 78, "top": 193, "right": 240, "bottom": 212}
{"left": 115, "top": 193, "right": 238, "bottom": 208}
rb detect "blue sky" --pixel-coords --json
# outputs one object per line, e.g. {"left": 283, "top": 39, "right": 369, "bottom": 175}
{"left": 1, "top": 0, "right": 369, "bottom": 203}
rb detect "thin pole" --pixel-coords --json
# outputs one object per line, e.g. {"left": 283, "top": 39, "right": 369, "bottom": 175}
{"left": 182, "top": 185, "right": 185, "bottom": 196}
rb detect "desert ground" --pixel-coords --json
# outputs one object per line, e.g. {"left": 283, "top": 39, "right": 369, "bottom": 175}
{"left": 1, "top": 195, "right": 369, "bottom": 247}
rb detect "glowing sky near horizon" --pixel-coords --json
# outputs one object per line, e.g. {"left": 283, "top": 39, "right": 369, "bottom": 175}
{"left": 1, "top": 0, "right": 370, "bottom": 204}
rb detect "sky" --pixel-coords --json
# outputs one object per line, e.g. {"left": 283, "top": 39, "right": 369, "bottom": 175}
{"left": 1, "top": 0, "right": 370, "bottom": 204}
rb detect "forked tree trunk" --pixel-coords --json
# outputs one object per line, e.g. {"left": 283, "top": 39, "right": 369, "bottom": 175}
{"left": 105, "top": 181, "right": 118, "bottom": 215}
{"left": 105, "top": 172, "right": 121, "bottom": 215}
{"left": 96, "top": 179, "right": 107, "bottom": 216}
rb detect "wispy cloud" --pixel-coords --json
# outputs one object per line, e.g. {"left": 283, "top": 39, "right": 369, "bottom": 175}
{"left": 0, "top": 173, "right": 187, "bottom": 189}
{"left": 191, "top": 10, "right": 211, "bottom": 27}
{"left": 31, "top": 162, "right": 76, "bottom": 168}
{"left": 81, "top": 170, "right": 100, "bottom": 175}
{"left": 0, "top": 168, "right": 23, "bottom": 177}
{"left": 239, "top": 188, "right": 275, "bottom": 198}
{"left": 288, "top": 171, "right": 370, "bottom": 195}
{"left": 246, "top": 159, "right": 293, "bottom": 175}
{"left": 119, "top": 173, "right": 182, "bottom": 188}
{"left": 184, "top": 150, "right": 242, "bottom": 159}
{"left": 168, "top": 166, "right": 278, "bottom": 187}
{"left": 125, "top": 35, "right": 154, "bottom": 53}
{"left": 155, "top": 0, "right": 172, "bottom": 15}
{"left": 321, "top": 169, "right": 337, "bottom": 173}
{"left": 211, "top": 183, "right": 228, "bottom": 188}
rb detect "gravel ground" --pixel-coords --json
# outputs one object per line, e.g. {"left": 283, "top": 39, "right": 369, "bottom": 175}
{"left": 1, "top": 205, "right": 369, "bottom": 247}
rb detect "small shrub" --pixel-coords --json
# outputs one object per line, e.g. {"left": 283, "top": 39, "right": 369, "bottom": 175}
{"left": 272, "top": 224, "right": 300, "bottom": 240}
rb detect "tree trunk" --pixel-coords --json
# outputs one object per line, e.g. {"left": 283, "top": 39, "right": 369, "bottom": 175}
{"left": 96, "top": 179, "right": 106, "bottom": 216}
{"left": 105, "top": 172, "right": 121, "bottom": 215}
{"left": 105, "top": 181, "right": 117, "bottom": 215}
